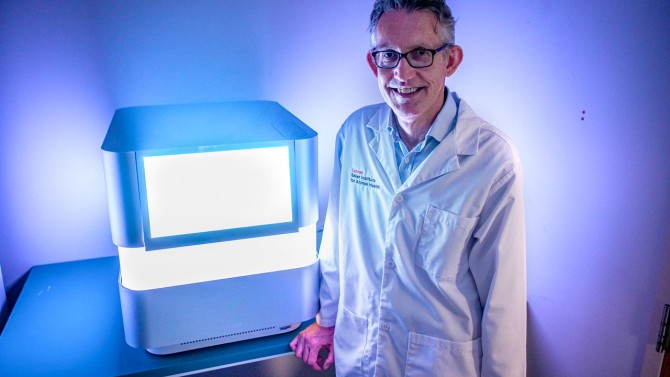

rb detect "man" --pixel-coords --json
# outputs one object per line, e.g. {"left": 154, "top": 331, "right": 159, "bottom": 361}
{"left": 291, "top": 1, "right": 526, "bottom": 376}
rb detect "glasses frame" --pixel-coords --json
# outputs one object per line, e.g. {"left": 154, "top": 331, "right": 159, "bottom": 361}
{"left": 371, "top": 43, "right": 454, "bottom": 69}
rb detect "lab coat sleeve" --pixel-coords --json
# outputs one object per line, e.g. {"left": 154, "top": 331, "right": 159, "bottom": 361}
{"left": 316, "top": 130, "right": 344, "bottom": 328}
{"left": 470, "top": 161, "right": 527, "bottom": 377}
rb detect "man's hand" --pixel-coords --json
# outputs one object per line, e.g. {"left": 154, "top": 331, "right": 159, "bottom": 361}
{"left": 290, "top": 322, "right": 335, "bottom": 371}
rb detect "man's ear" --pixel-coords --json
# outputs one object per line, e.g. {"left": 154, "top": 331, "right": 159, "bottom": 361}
{"left": 366, "top": 51, "right": 379, "bottom": 77}
{"left": 445, "top": 45, "right": 464, "bottom": 77}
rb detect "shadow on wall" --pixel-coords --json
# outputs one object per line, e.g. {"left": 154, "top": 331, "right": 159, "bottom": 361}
{"left": 0, "top": 266, "right": 13, "bottom": 335}
{"left": 1, "top": 273, "right": 28, "bottom": 334}
{"left": 527, "top": 303, "right": 563, "bottom": 377}
{"left": 0, "top": 264, "right": 7, "bottom": 333}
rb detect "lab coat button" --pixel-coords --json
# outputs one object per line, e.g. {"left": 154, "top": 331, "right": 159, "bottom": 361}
{"left": 395, "top": 194, "right": 403, "bottom": 203}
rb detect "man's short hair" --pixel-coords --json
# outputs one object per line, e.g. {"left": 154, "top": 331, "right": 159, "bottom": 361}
{"left": 369, "top": 0, "right": 456, "bottom": 47}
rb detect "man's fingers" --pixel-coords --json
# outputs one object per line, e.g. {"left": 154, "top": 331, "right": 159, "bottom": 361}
{"left": 289, "top": 336, "right": 298, "bottom": 351}
{"left": 302, "top": 345, "right": 324, "bottom": 371}
{"left": 323, "top": 345, "right": 335, "bottom": 370}
{"left": 291, "top": 334, "right": 304, "bottom": 359}
{"left": 295, "top": 337, "right": 324, "bottom": 371}
{"left": 301, "top": 341, "right": 310, "bottom": 363}
{"left": 298, "top": 336, "right": 314, "bottom": 366}
{"left": 306, "top": 343, "right": 321, "bottom": 370}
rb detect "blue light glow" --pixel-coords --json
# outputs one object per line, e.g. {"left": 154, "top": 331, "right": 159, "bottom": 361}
{"left": 0, "top": 1, "right": 669, "bottom": 375}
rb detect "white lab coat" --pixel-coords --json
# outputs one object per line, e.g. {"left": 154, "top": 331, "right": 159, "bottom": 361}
{"left": 317, "top": 91, "right": 526, "bottom": 377}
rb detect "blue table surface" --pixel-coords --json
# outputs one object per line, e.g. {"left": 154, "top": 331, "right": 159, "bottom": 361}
{"left": 0, "top": 256, "right": 311, "bottom": 377}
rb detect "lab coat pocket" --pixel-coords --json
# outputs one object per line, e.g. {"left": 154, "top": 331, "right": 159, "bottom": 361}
{"left": 334, "top": 308, "right": 369, "bottom": 376}
{"left": 405, "top": 332, "right": 482, "bottom": 377}
{"left": 416, "top": 206, "right": 478, "bottom": 279}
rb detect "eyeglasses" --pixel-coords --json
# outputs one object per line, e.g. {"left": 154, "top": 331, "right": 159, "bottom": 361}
{"left": 371, "top": 43, "right": 453, "bottom": 69}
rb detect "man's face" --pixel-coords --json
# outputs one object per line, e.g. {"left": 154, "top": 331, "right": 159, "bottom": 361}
{"left": 368, "top": 10, "right": 462, "bottom": 128}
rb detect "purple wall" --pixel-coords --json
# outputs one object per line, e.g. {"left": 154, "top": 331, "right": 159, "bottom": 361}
{"left": 1, "top": 1, "right": 669, "bottom": 375}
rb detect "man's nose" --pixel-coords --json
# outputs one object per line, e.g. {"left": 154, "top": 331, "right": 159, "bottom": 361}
{"left": 393, "top": 56, "right": 417, "bottom": 81}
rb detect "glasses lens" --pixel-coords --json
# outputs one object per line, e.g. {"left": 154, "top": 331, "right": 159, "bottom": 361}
{"left": 375, "top": 51, "right": 400, "bottom": 68}
{"left": 407, "top": 49, "right": 433, "bottom": 68}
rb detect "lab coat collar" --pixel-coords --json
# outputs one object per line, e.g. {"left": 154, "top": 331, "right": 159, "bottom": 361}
{"left": 451, "top": 94, "right": 481, "bottom": 157}
{"left": 367, "top": 107, "right": 402, "bottom": 189}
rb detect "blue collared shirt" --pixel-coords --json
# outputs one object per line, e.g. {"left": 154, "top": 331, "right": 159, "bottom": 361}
{"left": 388, "top": 89, "right": 459, "bottom": 183}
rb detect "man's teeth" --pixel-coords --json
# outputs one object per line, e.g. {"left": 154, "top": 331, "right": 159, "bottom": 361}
{"left": 396, "top": 87, "right": 418, "bottom": 94}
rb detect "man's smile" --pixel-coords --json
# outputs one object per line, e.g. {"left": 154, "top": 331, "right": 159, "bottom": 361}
{"left": 389, "top": 86, "right": 423, "bottom": 98}
{"left": 395, "top": 87, "right": 419, "bottom": 94}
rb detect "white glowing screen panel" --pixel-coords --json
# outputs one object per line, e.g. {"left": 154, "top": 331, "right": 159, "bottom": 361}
{"left": 143, "top": 146, "right": 293, "bottom": 238}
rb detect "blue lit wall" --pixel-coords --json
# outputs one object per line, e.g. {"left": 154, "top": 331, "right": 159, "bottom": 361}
{"left": 0, "top": 1, "right": 669, "bottom": 375}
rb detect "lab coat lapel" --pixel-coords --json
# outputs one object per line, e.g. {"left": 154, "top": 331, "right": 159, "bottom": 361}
{"left": 367, "top": 108, "right": 402, "bottom": 191}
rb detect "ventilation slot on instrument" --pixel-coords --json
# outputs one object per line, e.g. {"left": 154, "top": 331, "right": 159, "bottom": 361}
{"left": 180, "top": 326, "right": 277, "bottom": 346}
